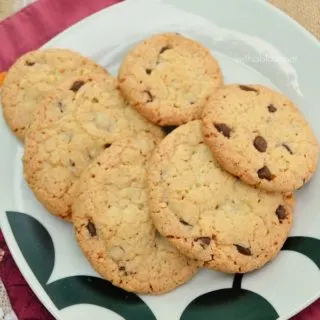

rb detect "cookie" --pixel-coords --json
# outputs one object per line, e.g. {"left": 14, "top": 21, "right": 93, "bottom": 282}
{"left": 148, "top": 120, "right": 294, "bottom": 273}
{"left": 119, "top": 32, "right": 223, "bottom": 126}
{"left": 23, "top": 74, "right": 163, "bottom": 221}
{"left": 202, "top": 84, "right": 319, "bottom": 192}
{"left": 73, "top": 134, "right": 199, "bottom": 294}
{"left": 1, "top": 48, "right": 107, "bottom": 140}
{"left": 29, "top": 75, "right": 98, "bottom": 133}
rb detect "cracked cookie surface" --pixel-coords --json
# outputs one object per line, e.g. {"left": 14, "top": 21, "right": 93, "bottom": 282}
{"left": 1, "top": 48, "right": 107, "bottom": 140}
{"left": 202, "top": 84, "right": 319, "bottom": 192}
{"left": 72, "top": 134, "right": 199, "bottom": 294}
{"left": 23, "top": 74, "right": 163, "bottom": 220}
{"left": 29, "top": 75, "right": 98, "bottom": 133}
{"left": 148, "top": 120, "right": 294, "bottom": 273}
{"left": 119, "top": 32, "right": 223, "bottom": 126}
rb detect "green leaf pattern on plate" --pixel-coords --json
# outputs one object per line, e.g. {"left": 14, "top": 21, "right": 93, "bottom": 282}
{"left": 281, "top": 236, "right": 320, "bottom": 269}
{"left": 6, "top": 211, "right": 320, "bottom": 319}
{"left": 181, "top": 274, "right": 279, "bottom": 320}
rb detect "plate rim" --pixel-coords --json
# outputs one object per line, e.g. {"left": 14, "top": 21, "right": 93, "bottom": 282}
{"left": 1, "top": 0, "right": 319, "bottom": 319}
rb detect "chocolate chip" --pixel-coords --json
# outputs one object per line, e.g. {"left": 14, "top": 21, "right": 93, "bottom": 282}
{"left": 275, "top": 205, "right": 286, "bottom": 221}
{"left": 257, "top": 166, "right": 274, "bottom": 181}
{"left": 253, "top": 136, "right": 268, "bottom": 152}
{"left": 234, "top": 244, "right": 251, "bottom": 256}
{"left": 144, "top": 90, "right": 154, "bottom": 103}
{"left": 267, "top": 104, "right": 277, "bottom": 113}
{"left": 162, "top": 126, "right": 177, "bottom": 135}
{"left": 25, "top": 60, "right": 35, "bottom": 66}
{"left": 282, "top": 143, "right": 293, "bottom": 155}
{"left": 104, "top": 143, "right": 112, "bottom": 149}
{"left": 179, "top": 219, "right": 191, "bottom": 226}
{"left": 214, "top": 123, "right": 231, "bottom": 138}
{"left": 86, "top": 221, "right": 97, "bottom": 237}
{"left": 69, "top": 160, "right": 75, "bottom": 167}
{"left": 239, "top": 85, "right": 258, "bottom": 92}
{"left": 159, "top": 46, "right": 171, "bottom": 54}
{"left": 57, "top": 101, "right": 65, "bottom": 113}
{"left": 70, "top": 80, "right": 85, "bottom": 92}
{"left": 92, "top": 98, "right": 99, "bottom": 103}
{"left": 146, "top": 68, "right": 152, "bottom": 75}
{"left": 195, "top": 237, "right": 211, "bottom": 246}
{"left": 119, "top": 266, "right": 126, "bottom": 271}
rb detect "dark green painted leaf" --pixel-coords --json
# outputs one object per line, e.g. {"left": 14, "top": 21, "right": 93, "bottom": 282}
{"left": 181, "top": 274, "right": 278, "bottom": 320}
{"left": 181, "top": 288, "right": 278, "bottom": 320}
{"left": 281, "top": 236, "right": 320, "bottom": 269}
{"left": 47, "top": 276, "right": 156, "bottom": 319}
{"left": 7, "top": 211, "right": 55, "bottom": 285}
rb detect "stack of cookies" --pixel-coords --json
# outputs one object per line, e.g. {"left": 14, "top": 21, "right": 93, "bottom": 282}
{"left": 1, "top": 33, "right": 318, "bottom": 295}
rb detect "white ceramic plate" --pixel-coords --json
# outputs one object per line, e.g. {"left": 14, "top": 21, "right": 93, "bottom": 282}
{"left": 1, "top": 0, "right": 319, "bottom": 319}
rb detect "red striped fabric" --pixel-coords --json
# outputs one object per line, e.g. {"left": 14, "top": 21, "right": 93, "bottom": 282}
{"left": 0, "top": 0, "right": 121, "bottom": 71}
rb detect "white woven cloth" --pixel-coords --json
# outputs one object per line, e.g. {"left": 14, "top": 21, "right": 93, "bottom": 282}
{"left": 0, "top": 280, "right": 18, "bottom": 320}
{"left": 0, "top": 249, "right": 18, "bottom": 320}
{"left": 0, "top": 0, "right": 36, "bottom": 20}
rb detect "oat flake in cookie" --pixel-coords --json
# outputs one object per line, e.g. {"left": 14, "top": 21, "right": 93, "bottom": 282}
{"left": 73, "top": 135, "right": 199, "bottom": 294}
{"left": 148, "top": 121, "right": 294, "bottom": 273}
{"left": 1, "top": 48, "right": 107, "bottom": 140}
{"left": 119, "top": 32, "right": 223, "bottom": 126}
{"left": 23, "top": 74, "right": 163, "bottom": 221}
{"left": 202, "top": 84, "right": 319, "bottom": 192}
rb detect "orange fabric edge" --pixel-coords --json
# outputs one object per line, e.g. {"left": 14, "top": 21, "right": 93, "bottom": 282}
{"left": 0, "top": 72, "right": 7, "bottom": 86}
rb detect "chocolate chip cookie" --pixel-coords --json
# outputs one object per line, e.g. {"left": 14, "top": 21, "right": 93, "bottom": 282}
{"left": 73, "top": 134, "right": 199, "bottom": 294}
{"left": 148, "top": 120, "right": 294, "bottom": 273}
{"left": 202, "top": 84, "right": 319, "bottom": 192}
{"left": 23, "top": 74, "right": 163, "bottom": 220}
{"left": 29, "top": 75, "right": 97, "bottom": 133}
{"left": 119, "top": 32, "right": 223, "bottom": 126}
{"left": 1, "top": 48, "right": 107, "bottom": 140}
